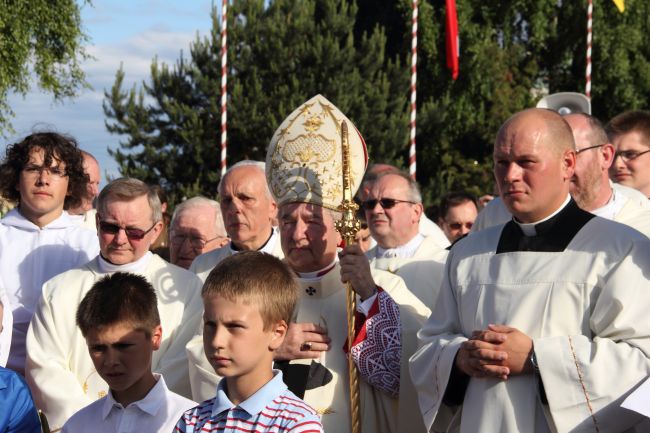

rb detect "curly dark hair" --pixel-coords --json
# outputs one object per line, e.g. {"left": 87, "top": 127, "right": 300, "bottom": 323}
{"left": 0, "top": 132, "right": 89, "bottom": 210}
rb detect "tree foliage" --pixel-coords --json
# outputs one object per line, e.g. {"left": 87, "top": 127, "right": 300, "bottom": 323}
{"left": 105, "top": 0, "right": 650, "bottom": 207}
{"left": 104, "top": 0, "right": 407, "bottom": 206}
{"left": 0, "top": 0, "right": 90, "bottom": 135}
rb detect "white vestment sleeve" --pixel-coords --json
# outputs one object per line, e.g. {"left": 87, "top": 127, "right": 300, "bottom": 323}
{"left": 152, "top": 275, "right": 204, "bottom": 398}
{"left": 409, "top": 250, "right": 467, "bottom": 433}
{"left": 26, "top": 283, "right": 92, "bottom": 430}
{"left": 535, "top": 240, "right": 650, "bottom": 433}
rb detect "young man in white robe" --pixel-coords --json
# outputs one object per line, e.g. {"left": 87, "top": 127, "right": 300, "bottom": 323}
{"left": 25, "top": 178, "right": 203, "bottom": 431}
{"left": 0, "top": 132, "right": 99, "bottom": 373}
{"left": 410, "top": 108, "right": 650, "bottom": 433}
{"left": 362, "top": 171, "right": 447, "bottom": 309}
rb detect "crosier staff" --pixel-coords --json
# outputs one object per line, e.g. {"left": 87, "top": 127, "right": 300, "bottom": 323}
{"left": 335, "top": 120, "right": 362, "bottom": 433}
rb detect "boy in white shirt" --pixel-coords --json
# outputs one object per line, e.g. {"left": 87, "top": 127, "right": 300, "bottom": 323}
{"left": 62, "top": 272, "right": 195, "bottom": 433}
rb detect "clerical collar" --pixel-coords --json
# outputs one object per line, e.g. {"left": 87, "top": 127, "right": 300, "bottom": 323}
{"left": 591, "top": 188, "right": 626, "bottom": 221}
{"left": 496, "top": 198, "right": 595, "bottom": 254}
{"left": 514, "top": 195, "right": 571, "bottom": 236}
{"left": 98, "top": 251, "right": 153, "bottom": 274}
{"left": 296, "top": 259, "right": 337, "bottom": 280}
{"left": 376, "top": 233, "right": 425, "bottom": 259}
{"left": 229, "top": 227, "right": 278, "bottom": 254}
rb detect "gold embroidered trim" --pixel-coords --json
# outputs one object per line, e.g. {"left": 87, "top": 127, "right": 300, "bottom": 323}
{"left": 568, "top": 335, "right": 600, "bottom": 433}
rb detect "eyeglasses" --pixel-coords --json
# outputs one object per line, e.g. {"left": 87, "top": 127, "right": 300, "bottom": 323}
{"left": 576, "top": 144, "right": 605, "bottom": 154}
{"left": 170, "top": 233, "right": 225, "bottom": 250}
{"left": 98, "top": 221, "right": 157, "bottom": 240}
{"left": 23, "top": 164, "right": 67, "bottom": 179}
{"left": 361, "top": 198, "right": 416, "bottom": 211}
{"left": 447, "top": 222, "right": 473, "bottom": 231}
{"left": 614, "top": 149, "right": 650, "bottom": 162}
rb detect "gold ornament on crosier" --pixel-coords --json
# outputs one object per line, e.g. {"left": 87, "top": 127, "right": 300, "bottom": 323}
{"left": 335, "top": 120, "right": 362, "bottom": 433}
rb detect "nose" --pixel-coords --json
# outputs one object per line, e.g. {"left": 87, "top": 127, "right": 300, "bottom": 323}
{"left": 103, "top": 348, "right": 119, "bottom": 367}
{"left": 460, "top": 225, "right": 471, "bottom": 236}
{"left": 35, "top": 169, "right": 50, "bottom": 185}
{"left": 612, "top": 153, "right": 626, "bottom": 169}
{"left": 291, "top": 218, "right": 308, "bottom": 243}
{"left": 113, "top": 227, "right": 129, "bottom": 244}
{"left": 503, "top": 162, "right": 522, "bottom": 183}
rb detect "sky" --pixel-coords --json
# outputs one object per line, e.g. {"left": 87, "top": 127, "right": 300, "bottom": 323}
{"left": 5, "top": 1, "right": 218, "bottom": 187}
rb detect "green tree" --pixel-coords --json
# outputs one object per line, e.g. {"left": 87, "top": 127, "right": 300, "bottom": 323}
{"left": 104, "top": 0, "right": 408, "bottom": 206}
{"left": 355, "top": 0, "right": 650, "bottom": 205}
{"left": 106, "top": 0, "right": 650, "bottom": 207}
{"left": 0, "top": 0, "right": 90, "bottom": 135}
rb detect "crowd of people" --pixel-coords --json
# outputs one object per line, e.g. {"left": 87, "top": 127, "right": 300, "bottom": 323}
{"left": 1, "top": 93, "right": 650, "bottom": 433}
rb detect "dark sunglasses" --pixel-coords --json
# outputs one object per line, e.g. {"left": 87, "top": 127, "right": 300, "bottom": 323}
{"left": 98, "top": 221, "right": 157, "bottom": 240}
{"left": 361, "top": 198, "right": 416, "bottom": 211}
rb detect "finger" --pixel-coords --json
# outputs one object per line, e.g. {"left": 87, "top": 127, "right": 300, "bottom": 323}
{"left": 304, "top": 332, "right": 332, "bottom": 344}
{"left": 303, "top": 341, "right": 330, "bottom": 352}
{"left": 478, "top": 331, "right": 507, "bottom": 344}
{"left": 488, "top": 324, "right": 514, "bottom": 333}
{"left": 461, "top": 339, "right": 499, "bottom": 352}
{"left": 297, "top": 323, "right": 328, "bottom": 334}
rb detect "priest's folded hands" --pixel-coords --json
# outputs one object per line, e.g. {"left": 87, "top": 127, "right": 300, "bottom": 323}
{"left": 455, "top": 324, "right": 534, "bottom": 381}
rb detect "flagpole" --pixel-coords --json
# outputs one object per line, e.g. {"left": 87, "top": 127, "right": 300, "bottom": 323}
{"left": 585, "top": 0, "right": 593, "bottom": 98}
{"left": 409, "top": 0, "right": 418, "bottom": 181}
{"left": 220, "top": 0, "right": 228, "bottom": 176}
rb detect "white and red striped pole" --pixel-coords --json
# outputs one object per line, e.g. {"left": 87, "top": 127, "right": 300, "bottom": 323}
{"left": 409, "top": 0, "right": 418, "bottom": 180}
{"left": 220, "top": 0, "right": 228, "bottom": 176}
{"left": 585, "top": 0, "right": 593, "bottom": 98}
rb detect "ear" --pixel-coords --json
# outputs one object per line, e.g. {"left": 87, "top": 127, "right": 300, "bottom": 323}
{"left": 562, "top": 149, "right": 577, "bottom": 180}
{"left": 413, "top": 202, "right": 424, "bottom": 223}
{"left": 601, "top": 143, "right": 616, "bottom": 170}
{"left": 268, "top": 320, "right": 288, "bottom": 351}
{"left": 217, "top": 237, "right": 230, "bottom": 248}
{"left": 95, "top": 212, "right": 100, "bottom": 234}
{"left": 148, "top": 221, "right": 165, "bottom": 244}
{"left": 151, "top": 325, "right": 163, "bottom": 351}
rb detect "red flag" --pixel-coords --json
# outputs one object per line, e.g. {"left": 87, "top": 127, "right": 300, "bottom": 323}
{"left": 445, "top": 0, "right": 459, "bottom": 80}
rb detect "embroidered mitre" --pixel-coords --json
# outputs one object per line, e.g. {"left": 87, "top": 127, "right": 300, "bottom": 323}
{"left": 265, "top": 94, "right": 368, "bottom": 210}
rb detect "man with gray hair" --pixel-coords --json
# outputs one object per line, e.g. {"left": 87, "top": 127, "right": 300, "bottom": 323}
{"left": 169, "top": 196, "right": 228, "bottom": 269}
{"left": 26, "top": 177, "right": 203, "bottom": 430}
{"left": 363, "top": 171, "right": 447, "bottom": 309}
{"left": 190, "top": 160, "right": 282, "bottom": 281}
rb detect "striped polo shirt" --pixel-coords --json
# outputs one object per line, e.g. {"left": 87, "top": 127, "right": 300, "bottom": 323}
{"left": 174, "top": 370, "right": 323, "bottom": 433}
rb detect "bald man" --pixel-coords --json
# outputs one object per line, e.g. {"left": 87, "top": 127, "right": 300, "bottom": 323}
{"left": 472, "top": 113, "right": 650, "bottom": 236}
{"left": 410, "top": 109, "right": 650, "bottom": 433}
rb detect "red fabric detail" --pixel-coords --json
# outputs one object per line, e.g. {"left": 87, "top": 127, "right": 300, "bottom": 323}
{"left": 445, "top": 0, "right": 459, "bottom": 80}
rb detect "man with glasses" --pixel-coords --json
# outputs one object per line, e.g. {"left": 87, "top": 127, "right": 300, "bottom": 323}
{"left": 363, "top": 171, "right": 448, "bottom": 308}
{"left": 607, "top": 110, "right": 650, "bottom": 198}
{"left": 169, "top": 197, "right": 229, "bottom": 269}
{"left": 26, "top": 177, "right": 203, "bottom": 430}
{"left": 438, "top": 191, "right": 479, "bottom": 242}
{"left": 0, "top": 132, "right": 99, "bottom": 374}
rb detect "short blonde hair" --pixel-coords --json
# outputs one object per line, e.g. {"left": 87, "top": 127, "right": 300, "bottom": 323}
{"left": 202, "top": 251, "right": 298, "bottom": 329}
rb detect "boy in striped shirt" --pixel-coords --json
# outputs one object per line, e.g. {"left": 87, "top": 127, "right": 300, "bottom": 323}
{"left": 175, "top": 252, "right": 323, "bottom": 433}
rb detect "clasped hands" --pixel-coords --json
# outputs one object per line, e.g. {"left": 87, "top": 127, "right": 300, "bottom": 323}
{"left": 455, "top": 324, "right": 534, "bottom": 381}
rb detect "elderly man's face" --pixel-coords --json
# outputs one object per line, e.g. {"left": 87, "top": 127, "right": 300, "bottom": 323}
{"left": 83, "top": 156, "right": 101, "bottom": 211}
{"left": 565, "top": 115, "right": 609, "bottom": 210}
{"left": 364, "top": 174, "right": 422, "bottom": 249}
{"left": 220, "top": 166, "right": 277, "bottom": 251}
{"left": 97, "top": 194, "right": 162, "bottom": 265}
{"left": 169, "top": 207, "right": 228, "bottom": 269}
{"left": 493, "top": 111, "right": 575, "bottom": 223}
{"left": 279, "top": 202, "right": 340, "bottom": 273}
